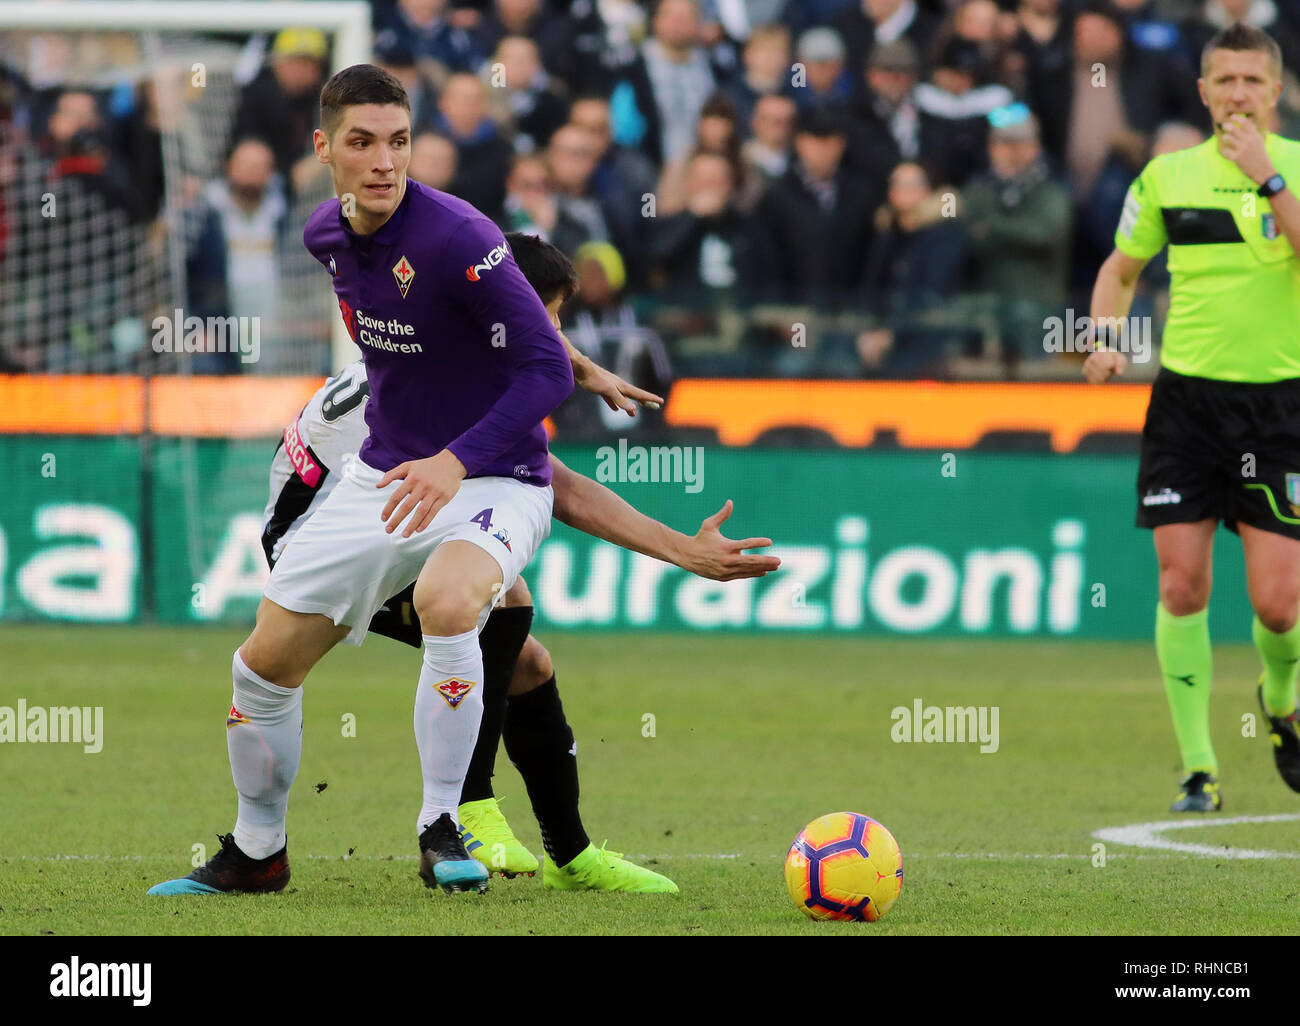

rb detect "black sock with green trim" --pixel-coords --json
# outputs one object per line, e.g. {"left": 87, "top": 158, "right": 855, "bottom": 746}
{"left": 503, "top": 675, "right": 589, "bottom": 866}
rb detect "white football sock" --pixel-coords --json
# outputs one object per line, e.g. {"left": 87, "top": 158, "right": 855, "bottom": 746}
{"left": 228, "top": 651, "right": 303, "bottom": 859}
{"left": 415, "top": 629, "right": 485, "bottom": 833}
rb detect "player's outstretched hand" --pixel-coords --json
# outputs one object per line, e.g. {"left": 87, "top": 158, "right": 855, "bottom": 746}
{"left": 680, "top": 500, "right": 782, "bottom": 581}
{"left": 1082, "top": 348, "right": 1127, "bottom": 384}
{"left": 378, "top": 449, "right": 467, "bottom": 538}
{"left": 576, "top": 361, "right": 665, "bottom": 415}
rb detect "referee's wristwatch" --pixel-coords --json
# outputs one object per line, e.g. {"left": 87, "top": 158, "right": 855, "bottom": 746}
{"left": 1258, "top": 173, "right": 1287, "bottom": 198}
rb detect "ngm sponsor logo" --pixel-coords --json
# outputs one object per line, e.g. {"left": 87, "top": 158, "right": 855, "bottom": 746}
{"left": 465, "top": 242, "right": 509, "bottom": 281}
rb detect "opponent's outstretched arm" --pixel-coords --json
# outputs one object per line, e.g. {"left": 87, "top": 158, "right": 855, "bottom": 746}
{"left": 559, "top": 330, "right": 664, "bottom": 414}
{"left": 549, "top": 454, "right": 781, "bottom": 581}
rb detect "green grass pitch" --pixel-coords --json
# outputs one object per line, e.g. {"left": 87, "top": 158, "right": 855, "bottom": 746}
{"left": 1, "top": 625, "right": 1296, "bottom": 935}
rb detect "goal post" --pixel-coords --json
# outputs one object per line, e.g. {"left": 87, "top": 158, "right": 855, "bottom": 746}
{"left": 0, "top": 0, "right": 372, "bottom": 373}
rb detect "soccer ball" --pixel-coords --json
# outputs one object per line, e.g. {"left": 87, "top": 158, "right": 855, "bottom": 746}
{"left": 784, "top": 812, "right": 903, "bottom": 922}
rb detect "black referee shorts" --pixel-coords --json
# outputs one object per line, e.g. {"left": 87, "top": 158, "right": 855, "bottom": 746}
{"left": 1137, "top": 368, "right": 1300, "bottom": 539}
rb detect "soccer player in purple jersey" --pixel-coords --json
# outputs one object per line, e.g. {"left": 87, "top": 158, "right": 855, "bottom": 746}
{"left": 149, "top": 65, "right": 597, "bottom": 896}
{"left": 254, "top": 232, "right": 780, "bottom": 892}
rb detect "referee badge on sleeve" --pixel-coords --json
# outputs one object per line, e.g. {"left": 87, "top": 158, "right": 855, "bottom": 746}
{"left": 1263, "top": 213, "right": 1278, "bottom": 240}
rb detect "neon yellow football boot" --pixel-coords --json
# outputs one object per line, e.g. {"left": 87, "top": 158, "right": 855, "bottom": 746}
{"left": 543, "top": 843, "right": 679, "bottom": 893}
{"left": 457, "top": 798, "right": 539, "bottom": 877}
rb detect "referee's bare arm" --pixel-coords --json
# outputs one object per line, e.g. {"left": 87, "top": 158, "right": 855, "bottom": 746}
{"left": 1221, "top": 112, "right": 1300, "bottom": 253}
{"left": 1084, "top": 250, "right": 1150, "bottom": 384}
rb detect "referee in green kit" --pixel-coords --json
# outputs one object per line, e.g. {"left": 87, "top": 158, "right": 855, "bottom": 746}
{"left": 1085, "top": 23, "right": 1300, "bottom": 811}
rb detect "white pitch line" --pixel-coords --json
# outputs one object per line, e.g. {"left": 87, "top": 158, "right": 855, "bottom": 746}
{"left": 1093, "top": 812, "right": 1300, "bottom": 860}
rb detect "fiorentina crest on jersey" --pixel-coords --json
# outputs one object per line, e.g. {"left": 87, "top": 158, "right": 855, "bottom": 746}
{"left": 434, "top": 677, "right": 477, "bottom": 709}
{"left": 392, "top": 255, "right": 415, "bottom": 298}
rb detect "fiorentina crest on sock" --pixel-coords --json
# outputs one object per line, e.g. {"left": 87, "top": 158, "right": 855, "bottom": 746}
{"left": 226, "top": 705, "right": 250, "bottom": 729}
{"left": 434, "top": 677, "right": 477, "bottom": 709}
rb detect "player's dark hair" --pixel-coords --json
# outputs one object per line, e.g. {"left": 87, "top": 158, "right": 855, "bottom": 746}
{"left": 506, "top": 232, "right": 578, "bottom": 306}
{"left": 319, "top": 63, "right": 410, "bottom": 141}
{"left": 1202, "top": 22, "right": 1283, "bottom": 78}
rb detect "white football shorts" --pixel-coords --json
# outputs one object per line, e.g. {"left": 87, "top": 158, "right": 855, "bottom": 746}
{"left": 264, "top": 455, "right": 553, "bottom": 645}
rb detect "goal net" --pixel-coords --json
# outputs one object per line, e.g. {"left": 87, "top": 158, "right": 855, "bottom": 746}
{"left": 0, "top": 3, "right": 369, "bottom": 625}
{"left": 0, "top": 0, "right": 369, "bottom": 375}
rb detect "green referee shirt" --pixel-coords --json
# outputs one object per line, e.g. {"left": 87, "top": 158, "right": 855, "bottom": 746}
{"left": 1115, "top": 133, "right": 1300, "bottom": 383}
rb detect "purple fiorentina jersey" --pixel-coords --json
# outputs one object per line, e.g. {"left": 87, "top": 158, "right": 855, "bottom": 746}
{"left": 302, "top": 180, "right": 573, "bottom": 484}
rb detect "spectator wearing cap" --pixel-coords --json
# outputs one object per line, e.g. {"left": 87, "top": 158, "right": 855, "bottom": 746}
{"left": 859, "top": 160, "right": 966, "bottom": 377}
{"left": 435, "top": 72, "right": 513, "bottom": 220}
{"left": 560, "top": 239, "right": 672, "bottom": 435}
{"left": 618, "top": 0, "right": 719, "bottom": 167}
{"left": 750, "top": 107, "right": 884, "bottom": 305}
{"left": 720, "top": 22, "right": 792, "bottom": 133}
{"left": 472, "top": 0, "right": 581, "bottom": 85}
{"left": 851, "top": 39, "right": 923, "bottom": 181}
{"left": 959, "top": 104, "right": 1071, "bottom": 368}
{"left": 913, "top": 37, "right": 1013, "bottom": 187}
{"left": 231, "top": 28, "right": 328, "bottom": 194}
{"left": 791, "top": 27, "right": 858, "bottom": 112}
{"left": 374, "top": 0, "right": 486, "bottom": 78}
{"left": 831, "top": 0, "right": 942, "bottom": 80}
{"left": 486, "top": 35, "right": 570, "bottom": 152}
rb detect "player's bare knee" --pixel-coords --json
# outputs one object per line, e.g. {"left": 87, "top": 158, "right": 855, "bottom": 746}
{"left": 1254, "top": 597, "right": 1300, "bottom": 634}
{"left": 508, "top": 636, "right": 553, "bottom": 695}
{"left": 413, "top": 577, "right": 484, "bottom": 636}
{"left": 1159, "top": 570, "right": 1210, "bottom": 616}
{"left": 238, "top": 638, "right": 305, "bottom": 689}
